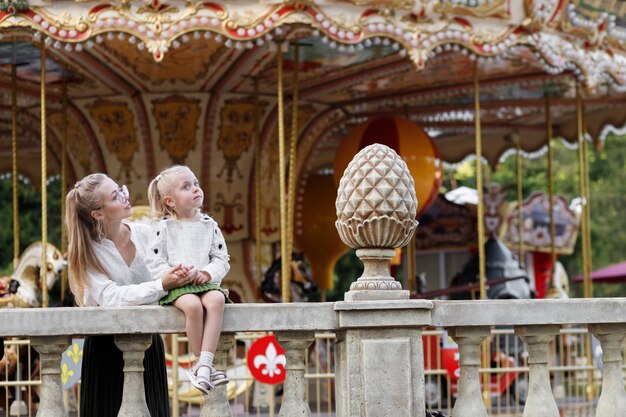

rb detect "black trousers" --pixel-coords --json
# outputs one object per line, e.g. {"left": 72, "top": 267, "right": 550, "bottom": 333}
{"left": 79, "top": 334, "right": 170, "bottom": 417}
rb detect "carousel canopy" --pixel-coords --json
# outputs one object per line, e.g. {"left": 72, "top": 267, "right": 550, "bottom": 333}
{"left": 1, "top": 1, "right": 626, "bottom": 189}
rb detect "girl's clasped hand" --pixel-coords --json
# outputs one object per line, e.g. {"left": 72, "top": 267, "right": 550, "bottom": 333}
{"left": 172, "top": 265, "right": 211, "bottom": 285}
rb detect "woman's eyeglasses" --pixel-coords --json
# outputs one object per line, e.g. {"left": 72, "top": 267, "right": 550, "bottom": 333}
{"left": 114, "top": 185, "right": 129, "bottom": 204}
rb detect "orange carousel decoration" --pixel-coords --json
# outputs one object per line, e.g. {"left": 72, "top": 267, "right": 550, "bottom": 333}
{"left": 334, "top": 116, "right": 442, "bottom": 217}
{"left": 333, "top": 117, "right": 441, "bottom": 288}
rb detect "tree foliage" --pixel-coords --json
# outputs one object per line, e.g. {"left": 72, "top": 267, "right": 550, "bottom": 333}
{"left": 0, "top": 175, "right": 63, "bottom": 276}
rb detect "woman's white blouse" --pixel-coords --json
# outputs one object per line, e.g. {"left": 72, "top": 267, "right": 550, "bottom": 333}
{"left": 83, "top": 222, "right": 167, "bottom": 307}
{"left": 145, "top": 214, "right": 230, "bottom": 286}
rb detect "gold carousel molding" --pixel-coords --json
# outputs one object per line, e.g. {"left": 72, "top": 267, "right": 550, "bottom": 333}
{"left": 0, "top": 0, "right": 624, "bottom": 90}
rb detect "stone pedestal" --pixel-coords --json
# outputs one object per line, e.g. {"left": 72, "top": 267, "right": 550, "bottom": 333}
{"left": 515, "top": 325, "right": 560, "bottom": 417}
{"left": 335, "top": 300, "right": 431, "bottom": 417}
{"left": 114, "top": 334, "right": 153, "bottom": 417}
{"left": 201, "top": 334, "right": 234, "bottom": 417}
{"left": 31, "top": 336, "right": 70, "bottom": 417}
{"left": 344, "top": 249, "right": 410, "bottom": 302}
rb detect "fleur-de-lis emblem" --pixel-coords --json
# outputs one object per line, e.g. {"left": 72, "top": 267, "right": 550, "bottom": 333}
{"left": 61, "top": 363, "right": 74, "bottom": 385}
{"left": 252, "top": 342, "right": 286, "bottom": 378}
{"left": 67, "top": 342, "right": 83, "bottom": 364}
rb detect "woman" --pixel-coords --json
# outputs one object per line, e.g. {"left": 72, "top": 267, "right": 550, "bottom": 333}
{"left": 66, "top": 173, "right": 192, "bottom": 417}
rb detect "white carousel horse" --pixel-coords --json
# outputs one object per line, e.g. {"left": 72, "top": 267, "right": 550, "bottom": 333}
{"left": 0, "top": 242, "right": 65, "bottom": 308}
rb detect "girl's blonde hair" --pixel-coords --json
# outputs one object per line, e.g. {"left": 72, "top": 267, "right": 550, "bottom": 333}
{"left": 147, "top": 165, "right": 198, "bottom": 219}
{"left": 65, "top": 173, "right": 110, "bottom": 306}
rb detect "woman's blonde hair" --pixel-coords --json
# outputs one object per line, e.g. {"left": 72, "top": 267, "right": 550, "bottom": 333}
{"left": 147, "top": 165, "right": 197, "bottom": 219}
{"left": 65, "top": 173, "right": 110, "bottom": 306}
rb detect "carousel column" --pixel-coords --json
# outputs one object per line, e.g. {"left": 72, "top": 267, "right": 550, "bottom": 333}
{"left": 334, "top": 144, "right": 429, "bottom": 416}
{"left": 515, "top": 325, "right": 560, "bottom": 417}
{"left": 31, "top": 336, "right": 70, "bottom": 417}
{"left": 276, "top": 331, "right": 314, "bottom": 417}
{"left": 588, "top": 324, "right": 626, "bottom": 417}
{"left": 200, "top": 334, "right": 234, "bottom": 417}
{"left": 114, "top": 334, "right": 152, "bottom": 417}
{"left": 448, "top": 327, "right": 490, "bottom": 417}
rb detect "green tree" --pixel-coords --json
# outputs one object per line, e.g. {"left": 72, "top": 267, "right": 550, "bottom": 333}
{"left": 0, "top": 174, "right": 63, "bottom": 291}
{"left": 326, "top": 248, "right": 364, "bottom": 301}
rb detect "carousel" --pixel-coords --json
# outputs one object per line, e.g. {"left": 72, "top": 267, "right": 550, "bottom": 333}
{"left": 0, "top": 0, "right": 625, "bottom": 414}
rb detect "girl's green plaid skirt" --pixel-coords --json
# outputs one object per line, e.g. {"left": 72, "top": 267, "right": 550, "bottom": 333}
{"left": 159, "top": 283, "right": 233, "bottom": 305}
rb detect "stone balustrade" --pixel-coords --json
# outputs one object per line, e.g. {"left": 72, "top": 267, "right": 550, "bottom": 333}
{"left": 2, "top": 298, "right": 626, "bottom": 417}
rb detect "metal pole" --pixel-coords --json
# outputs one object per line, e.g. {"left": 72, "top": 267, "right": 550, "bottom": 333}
{"left": 582, "top": 108, "right": 593, "bottom": 297}
{"left": 40, "top": 39, "right": 49, "bottom": 308}
{"left": 515, "top": 138, "right": 524, "bottom": 265}
{"left": 576, "top": 81, "right": 596, "bottom": 400}
{"left": 545, "top": 96, "right": 561, "bottom": 298}
{"left": 276, "top": 43, "right": 290, "bottom": 302}
{"left": 546, "top": 96, "right": 556, "bottom": 267}
{"left": 61, "top": 72, "right": 68, "bottom": 303}
{"left": 11, "top": 40, "right": 20, "bottom": 271}
{"left": 286, "top": 43, "right": 299, "bottom": 267}
{"left": 473, "top": 62, "right": 486, "bottom": 299}
{"left": 254, "top": 78, "right": 263, "bottom": 287}
{"left": 474, "top": 62, "right": 491, "bottom": 408}
{"left": 576, "top": 83, "right": 592, "bottom": 299}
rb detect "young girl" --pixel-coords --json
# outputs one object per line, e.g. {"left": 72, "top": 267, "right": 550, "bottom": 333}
{"left": 146, "top": 165, "right": 232, "bottom": 394}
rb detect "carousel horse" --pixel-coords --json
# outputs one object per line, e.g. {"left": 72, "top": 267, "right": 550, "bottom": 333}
{"left": 261, "top": 251, "right": 318, "bottom": 303}
{"left": 0, "top": 242, "right": 65, "bottom": 308}
{"left": 0, "top": 242, "right": 64, "bottom": 409}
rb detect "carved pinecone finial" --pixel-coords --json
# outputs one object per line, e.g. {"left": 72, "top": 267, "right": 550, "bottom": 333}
{"left": 335, "top": 144, "right": 418, "bottom": 249}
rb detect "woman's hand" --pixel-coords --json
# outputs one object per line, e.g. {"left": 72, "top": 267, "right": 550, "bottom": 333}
{"left": 161, "top": 264, "right": 192, "bottom": 290}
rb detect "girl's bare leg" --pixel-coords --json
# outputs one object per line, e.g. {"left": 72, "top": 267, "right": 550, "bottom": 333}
{"left": 173, "top": 294, "right": 204, "bottom": 356}
{"left": 199, "top": 291, "right": 226, "bottom": 353}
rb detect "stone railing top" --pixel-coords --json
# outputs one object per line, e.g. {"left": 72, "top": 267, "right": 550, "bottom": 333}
{"left": 430, "top": 298, "right": 626, "bottom": 327}
{"left": 0, "top": 303, "right": 338, "bottom": 337}
{"left": 2, "top": 298, "right": 626, "bottom": 337}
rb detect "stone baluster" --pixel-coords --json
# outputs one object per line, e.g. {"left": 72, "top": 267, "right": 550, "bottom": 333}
{"left": 276, "top": 331, "right": 314, "bottom": 417}
{"left": 114, "top": 334, "right": 153, "bottom": 417}
{"left": 589, "top": 324, "right": 626, "bottom": 417}
{"left": 31, "top": 336, "right": 70, "bottom": 417}
{"left": 200, "top": 334, "right": 234, "bottom": 417}
{"left": 515, "top": 325, "right": 560, "bottom": 417}
{"left": 448, "top": 327, "right": 490, "bottom": 417}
